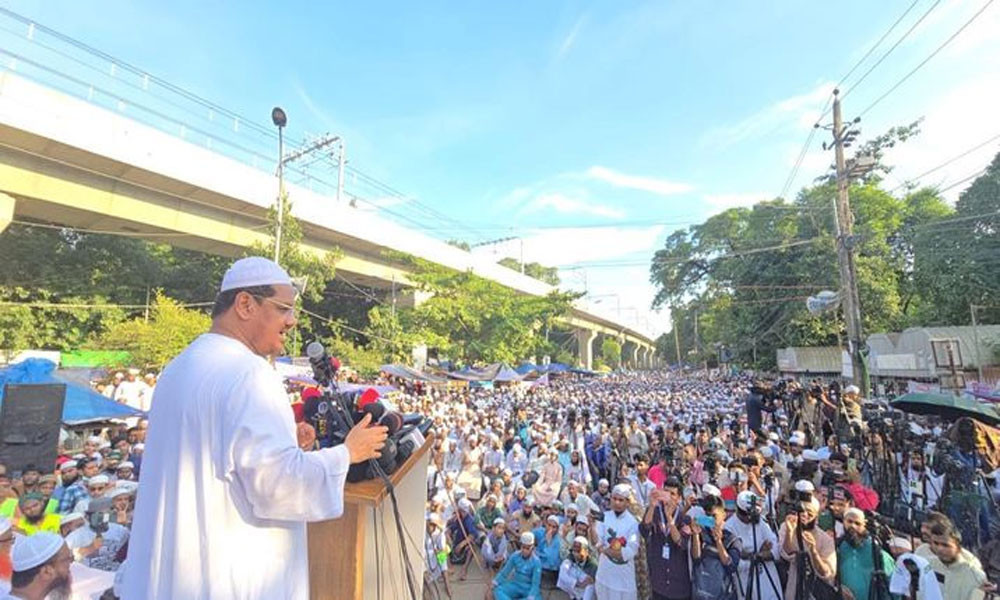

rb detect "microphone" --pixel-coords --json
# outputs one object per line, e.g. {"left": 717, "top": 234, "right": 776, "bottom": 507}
{"left": 362, "top": 401, "right": 404, "bottom": 436}
{"left": 305, "top": 341, "right": 339, "bottom": 388}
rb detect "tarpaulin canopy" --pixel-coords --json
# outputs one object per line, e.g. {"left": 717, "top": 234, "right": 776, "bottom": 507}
{"left": 380, "top": 364, "right": 447, "bottom": 383}
{"left": 493, "top": 365, "right": 523, "bottom": 382}
{"left": 515, "top": 363, "right": 539, "bottom": 375}
{"left": 448, "top": 363, "right": 524, "bottom": 382}
{"left": 890, "top": 392, "right": 1000, "bottom": 426}
{"left": 0, "top": 359, "right": 145, "bottom": 425}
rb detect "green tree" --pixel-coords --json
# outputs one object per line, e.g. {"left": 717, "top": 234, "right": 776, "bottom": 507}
{"left": 372, "top": 254, "right": 579, "bottom": 364}
{"left": 497, "top": 258, "right": 561, "bottom": 286}
{"left": 98, "top": 292, "right": 211, "bottom": 369}
{"left": 601, "top": 338, "right": 622, "bottom": 369}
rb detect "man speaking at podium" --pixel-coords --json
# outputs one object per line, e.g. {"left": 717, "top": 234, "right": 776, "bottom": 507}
{"left": 121, "top": 257, "right": 388, "bottom": 599}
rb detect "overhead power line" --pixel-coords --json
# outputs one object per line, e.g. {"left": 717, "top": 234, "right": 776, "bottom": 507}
{"left": 889, "top": 131, "right": 1000, "bottom": 193}
{"left": 858, "top": 0, "right": 996, "bottom": 118}
{"left": 839, "top": 0, "right": 943, "bottom": 104}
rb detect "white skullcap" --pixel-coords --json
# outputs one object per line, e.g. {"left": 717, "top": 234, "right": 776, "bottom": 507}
{"left": 789, "top": 431, "right": 806, "bottom": 445}
{"left": 598, "top": 478, "right": 609, "bottom": 487}
{"left": 108, "top": 487, "right": 132, "bottom": 500}
{"left": 60, "top": 512, "right": 85, "bottom": 526}
{"left": 118, "top": 461, "right": 134, "bottom": 470}
{"left": 736, "top": 491, "right": 759, "bottom": 512}
{"left": 546, "top": 515, "right": 559, "bottom": 525}
{"left": 88, "top": 474, "right": 110, "bottom": 486}
{"left": 845, "top": 385, "right": 860, "bottom": 395}
{"left": 520, "top": 531, "right": 535, "bottom": 546}
{"left": 611, "top": 484, "right": 631, "bottom": 499}
{"left": 127, "top": 368, "right": 140, "bottom": 376}
{"left": 794, "top": 480, "right": 815, "bottom": 493}
{"left": 219, "top": 256, "right": 294, "bottom": 292}
{"left": 492, "top": 517, "right": 506, "bottom": 526}
{"left": 573, "top": 535, "right": 590, "bottom": 548}
{"left": 524, "top": 495, "right": 535, "bottom": 505}
{"left": 59, "top": 461, "right": 78, "bottom": 472}
{"left": 458, "top": 498, "right": 473, "bottom": 511}
{"left": 801, "top": 449, "right": 820, "bottom": 461}
{"left": 768, "top": 432, "right": 780, "bottom": 441}
{"left": 576, "top": 515, "right": 589, "bottom": 525}
{"left": 702, "top": 484, "right": 722, "bottom": 498}
{"left": 0, "top": 517, "right": 10, "bottom": 536}
{"left": 760, "top": 446, "right": 774, "bottom": 459}
{"left": 889, "top": 537, "right": 913, "bottom": 551}
{"left": 566, "top": 503, "right": 579, "bottom": 513}
{"left": 844, "top": 507, "right": 865, "bottom": 521}
{"left": 11, "top": 532, "right": 64, "bottom": 572}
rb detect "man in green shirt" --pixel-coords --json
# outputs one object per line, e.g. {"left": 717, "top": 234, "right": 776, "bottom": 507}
{"left": 837, "top": 508, "right": 894, "bottom": 600}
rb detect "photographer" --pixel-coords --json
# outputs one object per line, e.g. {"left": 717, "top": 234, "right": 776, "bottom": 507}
{"left": 777, "top": 486, "right": 836, "bottom": 600}
{"left": 640, "top": 477, "right": 691, "bottom": 600}
{"left": 690, "top": 495, "right": 740, "bottom": 600}
{"left": 64, "top": 497, "right": 129, "bottom": 572}
{"left": 725, "top": 491, "right": 781, "bottom": 600}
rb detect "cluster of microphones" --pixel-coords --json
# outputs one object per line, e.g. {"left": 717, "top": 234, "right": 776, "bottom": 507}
{"left": 303, "top": 341, "right": 430, "bottom": 482}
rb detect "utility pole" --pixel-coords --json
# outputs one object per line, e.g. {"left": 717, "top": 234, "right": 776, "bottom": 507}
{"left": 831, "top": 90, "right": 868, "bottom": 393}
{"left": 275, "top": 133, "right": 341, "bottom": 263}
{"left": 971, "top": 304, "right": 983, "bottom": 382}
{"left": 674, "top": 327, "right": 682, "bottom": 366}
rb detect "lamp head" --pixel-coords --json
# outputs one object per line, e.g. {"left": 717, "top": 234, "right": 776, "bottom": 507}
{"left": 271, "top": 107, "right": 287, "bottom": 128}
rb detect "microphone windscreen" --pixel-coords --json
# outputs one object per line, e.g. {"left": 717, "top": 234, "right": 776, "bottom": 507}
{"left": 330, "top": 356, "right": 342, "bottom": 371}
{"left": 303, "top": 396, "right": 322, "bottom": 421}
{"left": 306, "top": 341, "right": 325, "bottom": 360}
{"left": 358, "top": 388, "right": 380, "bottom": 409}
{"left": 381, "top": 411, "right": 404, "bottom": 436}
{"left": 362, "top": 401, "right": 387, "bottom": 422}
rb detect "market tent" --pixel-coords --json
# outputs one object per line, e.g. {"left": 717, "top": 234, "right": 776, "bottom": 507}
{"left": 493, "top": 364, "right": 523, "bottom": 382}
{"left": 0, "top": 359, "right": 145, "bottom": 425}
{"left": 380, "top": 364, "right": 447, "bottom": 383}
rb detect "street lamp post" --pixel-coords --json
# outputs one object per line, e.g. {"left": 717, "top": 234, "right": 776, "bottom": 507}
{"left": 271, "top": 107, "right": 288, "bottom": 265}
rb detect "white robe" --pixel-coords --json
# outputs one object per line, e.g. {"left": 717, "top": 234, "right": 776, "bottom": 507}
{"left": 121, "top": 333, "right": 351, "bottom": 599}
{"left": 723, "top": 515, "right": 781, "bottom": 600}
{"left": 595, "top": 509, "right": 640, "bottom": 598}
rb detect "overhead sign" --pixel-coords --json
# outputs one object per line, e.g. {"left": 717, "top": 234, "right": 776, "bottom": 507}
{"left": 0, "top": 384, "right": 66, "bottom": 474}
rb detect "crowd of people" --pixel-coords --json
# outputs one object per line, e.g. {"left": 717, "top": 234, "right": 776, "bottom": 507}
{"left": 2, "top": 362, "right": 1000, "bottom": 599}
{"left": 408, "top": 371, "right": 1000, "bottom": 600}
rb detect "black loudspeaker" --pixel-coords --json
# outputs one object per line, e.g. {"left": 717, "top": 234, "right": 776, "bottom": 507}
{"left": 0, "top": 384, "right": 66, "bottom": 473}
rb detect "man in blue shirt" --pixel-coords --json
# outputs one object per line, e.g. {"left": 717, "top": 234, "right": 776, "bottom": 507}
{"left": 54, "top": 461, "right": 88, "bottom": 514}
{"left": 532, "top": 515, "right": 563, "bottom": 573}
{"left": 493, "top": 531, "right": 542, "bottom": 600}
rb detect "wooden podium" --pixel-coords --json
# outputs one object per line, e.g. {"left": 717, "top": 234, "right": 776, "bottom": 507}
{"left": 307, "top": 435, "right": 433, "bottom": 600}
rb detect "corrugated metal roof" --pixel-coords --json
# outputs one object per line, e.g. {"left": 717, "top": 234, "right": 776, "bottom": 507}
{"left": 867, "top": 325, "right": 1000, "bottom": 377}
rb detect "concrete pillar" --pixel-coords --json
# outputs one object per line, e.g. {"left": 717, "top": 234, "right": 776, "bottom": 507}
{"left": 0, "top": 193, "right": 14, "bottom": 234}
{"left": 628, "top": 344, "right": 639, "bottom": 369}
{"left": 575, "top": 328, "right": 597, "bottom": 371}
{"left": 637, "top": 346, "right": 648, "bottom": 370}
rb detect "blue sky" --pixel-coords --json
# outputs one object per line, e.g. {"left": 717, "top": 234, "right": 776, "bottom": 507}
{"left": 3, "top": 0, "right": 998, "bottom": 337}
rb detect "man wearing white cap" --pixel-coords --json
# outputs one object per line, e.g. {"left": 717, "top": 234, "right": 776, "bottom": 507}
{"left": 593, "top": 484, "right": 640, "bottom": 600}
{"left": 558, "top": 536, "right": 598, "bottom": 600}
{"left": 113, "top": 368, "right": 148, "bottom": 411}
{"left": 725, "top": 490, "right": 781, "bottom": 600}
{"left": 492, "top": 531, "right": 542, "bottom": 600}
{"left": 122, "top": 257, "right": 388, "bottom": 599}
{"left": 4, "top": 532, "right": 72, "bottom": 600}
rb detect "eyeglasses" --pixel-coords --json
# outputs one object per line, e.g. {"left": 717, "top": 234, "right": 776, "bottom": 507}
{"left": 251, "top": 295, "right": 298, "bottom": 317}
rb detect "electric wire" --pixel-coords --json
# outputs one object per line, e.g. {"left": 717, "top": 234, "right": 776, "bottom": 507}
{"left": 888, "top": 132, "right": 1000, "bottom": 193}
{"left": 858, "top": 0, "right": 997, "bottom": 119}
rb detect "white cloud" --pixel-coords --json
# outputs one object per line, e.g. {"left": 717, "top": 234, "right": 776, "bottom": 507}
{"left": 554, "top": 15, "right": 587, "bottom": 63}
{"left": 702, "top": 192, "right": 772, "bottom": 213}
{"left": 518, "top": 192, "right": 625, "bottom": 219}
{"left": 585, "top": 166, "right": 694, "bottom": 196}
{"left": 700, "top": 81, "right": 835, "bottom": 149}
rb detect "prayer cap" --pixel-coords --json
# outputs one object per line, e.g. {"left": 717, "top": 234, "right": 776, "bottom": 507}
{"left": 546, "top": 515, "right": 559, "bottom": 525}
{"left": 12, "top": 532, "right": 63, "bottom": 572}
{"left": 220, "top": 256, "right": 293, "bottom": 292}
{"left": 844, "top": 507, "right": 865, "bottom": 521}
{"left": 736, "top": 491, "right": 759, "bottom": 512}
{"left": 118, "top": 461, "right": 134, "bottom": 470}
{"left": 108, "top": 487, "right": 132, "bottom": 500}
{"left": 493, "top": 517, "right": 506, "bottom": 526}
{"left": 794, "top": 480, "right": 815, "bottom": 494}
{"left": 890, "top": 537, "right": 913, "bottom": 552}
{"left": 520, "top": 531, "right": 535, "bottom": 546}
{"left": 702, "top": 484, "right": 722, "bottom": 498}
{"left": 845, "top": 385, "right": 860, "bottom": 395}
{"left": 566, "top": 503, "right": 579, "bottom": 513}
{"left": 611, "top": 484, "right": 631, "bottom": 499}
{"left": 88, "top": 474, "right": 110, "bottom": 486}
{"left": 61, "top": 512, "right": 85, "bottom": 526}
{"left": 573, "top": 535, "right": 590, "bottom": 548}
{"left": 576, "top": 515, "right": 589, "bottom": 525}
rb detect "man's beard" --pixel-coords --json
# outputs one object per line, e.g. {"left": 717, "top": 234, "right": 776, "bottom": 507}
{"left": 46, "top": 575, "right": 72, "bottom": 600}
{"left": 571, "top": 459, "right": 579, "bottom": 465}
{"left": 25, "top": 512, "right": 44, "bottom": 525}
{"left": 61, "top": 474, "right": 79, "bottom": 486}
{"left": 847, "top": 530, "right": 867, "bottom": 547}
